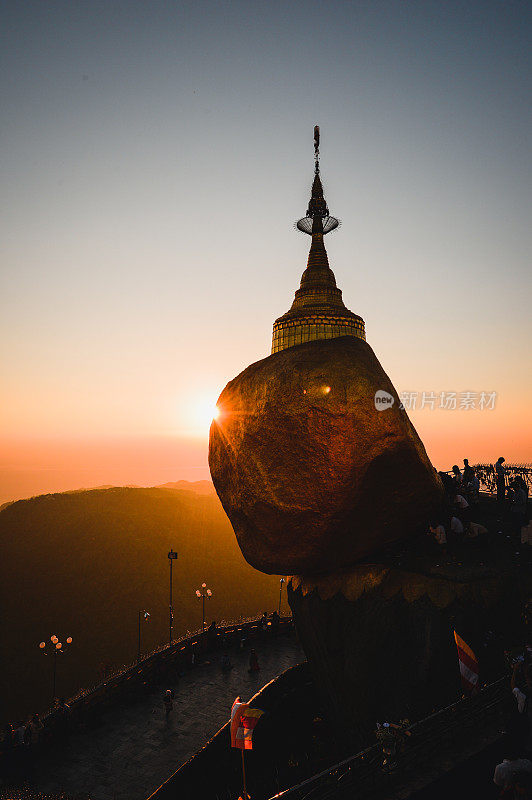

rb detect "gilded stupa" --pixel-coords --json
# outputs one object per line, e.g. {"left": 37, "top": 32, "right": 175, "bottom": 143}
{"left": 271, "top": 126, "right": 366, "bottom": 354}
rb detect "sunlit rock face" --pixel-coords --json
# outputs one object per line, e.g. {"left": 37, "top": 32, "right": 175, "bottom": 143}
{"left": 209, "top": 336, "right": 443, "bottom": 576}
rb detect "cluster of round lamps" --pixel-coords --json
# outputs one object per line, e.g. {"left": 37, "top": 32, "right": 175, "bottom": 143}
{"left": 39, "top": 634, "right": 72, "bottom": 651}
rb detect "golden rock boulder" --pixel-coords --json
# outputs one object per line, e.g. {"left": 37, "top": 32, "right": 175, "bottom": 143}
{"left": 209, "top": 336, "right": 443, "bottom": 575}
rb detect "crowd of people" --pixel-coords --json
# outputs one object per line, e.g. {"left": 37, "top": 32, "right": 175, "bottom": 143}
{"left": 2, "top": 699, "right": 71, "bottom": 780}
{"left": 426, "top": 458, "right": 530, "bottom": 557}
{"left": 3, "top": 713, "right": 45, "bottom": 752}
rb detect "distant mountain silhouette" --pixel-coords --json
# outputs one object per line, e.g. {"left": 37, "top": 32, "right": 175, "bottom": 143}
{"left": 0, "top": 480, "right": 214, "bottom": 509}
{"left": 155, "top": 480, "right": 216, "bottom": 495}
{"left": 0, "top": 486, "right": 283, "bottom": 726}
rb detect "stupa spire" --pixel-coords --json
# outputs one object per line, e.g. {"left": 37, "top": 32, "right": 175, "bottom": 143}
{"left": 271, "top": 126, "right": 366, "bottom": 354}
{"left": 306, "top": 126, "right": 328, "bottom": 223}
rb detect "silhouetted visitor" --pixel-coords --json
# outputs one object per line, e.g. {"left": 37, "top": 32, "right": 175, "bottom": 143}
{"left": 270, "top": 610, "right": 280, "bottom": 635}
{"left": 23, "top": 721, "right": 32, "bottom": 746}
{"left": 451, "top": 465, "right": 462, "bottom": 493}
{"left": 453, "top": 493, "right": 470, "bottom": 523}
{"left": 497, "top": 457, "right": 507, "bottom": 507}
{"left": 53, "top": 697, "right": 70, "bottom": 714}
{"left": 52, "top": 698, "right": 70, "bottom": 737}
{"left": 454, "top": 493, "right": 469, "bottom": 511}
{"left": 163, "top": 689, "right": 174, "bottom": 718}
{"left": 437, "top": 470, "right": 451, "bottom": 494}
{"left": 29, "top": 713, "right": 44, "bottom": 746}
{"left": 221, "top": 653, "right": 233, "bottom": 672}
{"left": 515, "top": 475, "right": 530, "bottom": 502}
{"left": 463, "top": 458, "right": 474, "bottom": 485}
{"left": 428, "top": 520, "right": 447, "bottom": 555}
{"left": 450, "top": 515, "right": 464, "bottom": 537}
{"left": 248, "top": 649, "right": 260, "bottom": 672}
{"left": 13, "top": 723, "right": 25, "bottom": 746}
{"left": 464, "top": 520, "right": 488, "bottom": 542}
{"left": 470, "top": 470, "right": 480, "bottom": 506}
{"left": 375, "top": 719, "right": 411, "bottom": 772}
{"left": 260, "top": 612, "right": 268, "bottom": 632}
{"left": 510, "top": 661, "right": 532, "bottom": 753}
{"left": 444, "top": 515, "right": 464, "bottom": 557}
{"left": 522, "top": 520, "right": 532, "bottom": 549}
{"left": 207, "top": 620, "right": 218, "bottom": 647}
{"left": 494, "top": 747, "right": 532, "bottom": 789}
{"left": 510, "top": 481, "right": 528, "bottom": 537}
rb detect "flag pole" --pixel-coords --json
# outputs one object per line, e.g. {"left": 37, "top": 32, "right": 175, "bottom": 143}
{"left": 241, "top": 748, "right": 247, "bottom": 799}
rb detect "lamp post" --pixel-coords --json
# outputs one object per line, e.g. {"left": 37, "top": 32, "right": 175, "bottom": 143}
{"left": 278, "top": 577, "right": 286, "bottom": 616}
{"left": 39, "top": 634, "right": 73, "bottom": 704}
{"left": 137, "top": 610, "right": 150, "bottom": 662}
{"left": 168, "top": 549, "right": 178, "bottom": 644}
{"left": 195, "top": 583, "right": 212, "bottom": 630}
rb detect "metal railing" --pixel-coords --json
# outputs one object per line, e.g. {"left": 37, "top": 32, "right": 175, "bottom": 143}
{"left": 269, "top": 677, "right": 508, "bottom": 799}
{"left": 3, "top": 614, "right": 292, "bottom": 747}
{"left": 64, "top": 613, "right": 277, "bottom": 708}
{"left": 473, "top": 464, "right": 532, "bottom": 494}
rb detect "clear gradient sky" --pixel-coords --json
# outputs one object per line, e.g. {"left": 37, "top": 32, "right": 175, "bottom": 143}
{"left": 1, "top": 0, "right": 531, "bottom": 504}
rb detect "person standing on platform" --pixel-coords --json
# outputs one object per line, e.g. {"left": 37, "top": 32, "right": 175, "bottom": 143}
{"left": 510, "top": 480, "right": 528, "bottom": 539}
{"left": 496, "top": 457, "right": 507, "bottom": 509}
{"left": 470, "top": 470, "right": 481, "bottom": 507}
{"left": 248, "top": 649, "right": 260, "bottom": 672}
{"left": 270, "top": 610, "right": 280, "bottom": 635}
{"left": 493, "top": 749, "right": 532, "bottom": 790}
{"left": 451, "top": 465, "right": 463, "bottom": 493}
{"left": 462, "top": 458, "right": 474, "bottom": 484}
{"left": 29, "top": 714, "right": 44, "bottom": 747}
{"left": 163, "top": 689, "right": 174, "bottom": 720}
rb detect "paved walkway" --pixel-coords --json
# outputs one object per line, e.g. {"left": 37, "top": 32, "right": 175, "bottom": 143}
{"left": 26, "top": 632, "right": 304, "bottom": 800}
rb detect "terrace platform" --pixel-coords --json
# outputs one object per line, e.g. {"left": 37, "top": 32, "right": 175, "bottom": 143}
{"left": 5, "top": 629, "right": 304, "bottom": 800}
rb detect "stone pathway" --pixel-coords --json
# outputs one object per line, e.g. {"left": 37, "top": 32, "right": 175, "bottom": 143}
{"left": 26, "top": 632, "right": 304, "bottom": 800}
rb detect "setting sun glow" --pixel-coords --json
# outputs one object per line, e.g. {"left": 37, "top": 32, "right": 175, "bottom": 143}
{"left": 184, "top": 394, "right": 221, "bottom": 436}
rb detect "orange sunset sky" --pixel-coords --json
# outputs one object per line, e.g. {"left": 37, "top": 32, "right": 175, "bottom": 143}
{"left": 2, "top": 1, "right": 531, "bottom": 505}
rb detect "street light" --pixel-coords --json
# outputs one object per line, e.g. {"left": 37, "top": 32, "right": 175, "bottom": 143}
{"left": 168, "top": 549, "right": 178, "bottom": 645}
{"left": 137, "top": 610, "right": 150, "bottom": 663}
{"left": 39, "top": 634, "right": 73, "bottom": 704}
{"left": 195, "top": 582, "right": 212, "bottom": 630}
{"left": 278, "top": 577, "right": 286, "bottom": 616}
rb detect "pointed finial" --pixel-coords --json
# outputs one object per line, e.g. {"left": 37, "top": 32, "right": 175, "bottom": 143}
{"left": 296, "top": 125, "right": 339, "bottom": 235}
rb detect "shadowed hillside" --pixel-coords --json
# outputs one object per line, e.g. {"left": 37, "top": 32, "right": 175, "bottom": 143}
{"left": 0, "top": 485, "right": 283, "bottom": 726}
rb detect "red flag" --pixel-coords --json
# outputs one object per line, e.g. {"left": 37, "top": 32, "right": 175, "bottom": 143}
{"left": 454, "top": 630, "right": 479, "bottom": 693}
{"left": 231, "top": 697, "right": 264, "bottom": 750}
